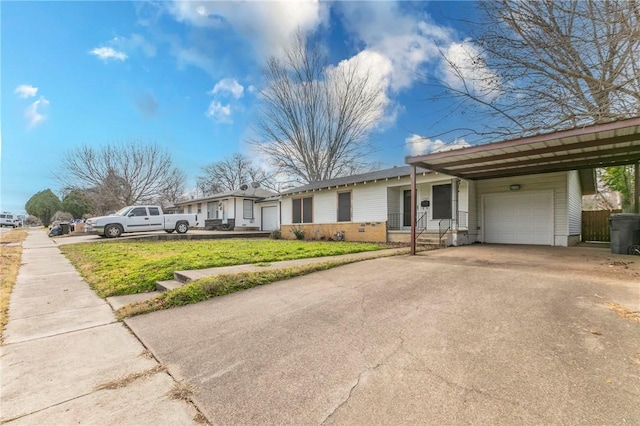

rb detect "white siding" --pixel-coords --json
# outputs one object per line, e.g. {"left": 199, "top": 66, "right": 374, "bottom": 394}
{"left": 281, "top": 198, "right": 293, "bottom": 224}
{"left": 387, "top": 187, "right": 401, "bottom": 218}
{"left": 476, "top": 172, "right": 569, "bottom": 245}
{"left": 567, "top": 171, "right": 582, "bottom": 236}
{"left": 352, "top": 184, "right": 387, "bottom": 222}
{"left": 279, "top": 172, "right": 471, "bottom": 228}
{"left": 233, "top": 198, "right": 257, "bottom": 228}
{"left": 313, "top": 191, "right": 337, "bottom": 223}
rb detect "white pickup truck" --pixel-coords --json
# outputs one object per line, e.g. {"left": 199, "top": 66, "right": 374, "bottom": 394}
{"left": 85, "top": 205, "right": 199, "bottom": 238}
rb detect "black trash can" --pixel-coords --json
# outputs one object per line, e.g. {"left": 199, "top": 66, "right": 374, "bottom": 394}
{"left": 609, "top": 214, "right": 640, "bottom": 254}
{"left": 59, "top": 222, "right": 70, "bottom": 235}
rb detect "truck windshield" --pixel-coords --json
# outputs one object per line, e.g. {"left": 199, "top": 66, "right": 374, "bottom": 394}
{"left": 115, "top": 207, "right": 133, "bottom": 216}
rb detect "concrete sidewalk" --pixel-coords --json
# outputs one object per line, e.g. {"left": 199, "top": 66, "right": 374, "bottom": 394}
{"left": 1, "top": 229, "right": 199, "bottom": 425}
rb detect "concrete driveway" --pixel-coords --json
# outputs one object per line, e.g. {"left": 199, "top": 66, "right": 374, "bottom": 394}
{"left": 126, "top": 245, "right": 640, "bottom": 425}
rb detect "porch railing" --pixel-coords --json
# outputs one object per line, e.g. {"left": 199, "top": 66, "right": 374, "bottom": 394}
{"left": 387, "top": 213, "right": 428, "bottom": 230}
{"left": 387, "top": 211, "right": 468, "bottom": 232}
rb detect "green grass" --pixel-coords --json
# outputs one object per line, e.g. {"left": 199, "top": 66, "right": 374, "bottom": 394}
{"left": 61, "top": 239, "right": 387, "bottom": 298}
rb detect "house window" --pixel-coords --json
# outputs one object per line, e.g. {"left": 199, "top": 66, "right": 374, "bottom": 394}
{"left": 197, "top": 203, "right": 202, "bottom": 214}
{"left": 148, "top": 207, "right": 160, "bottom": 216}
{"left": 432, "top": 184, "right": 452, "bottom": 219}
{"left": 187, "top": 205, "right": 192, "bottom": 214}
{"left": 243, "top": 199, "right": 254, "bottom": 219}
{"left": 292, "top": 196, "right": 313, "bottom": 223}
{"left": 337, "top": 191, "right": 351, "bottom": 222}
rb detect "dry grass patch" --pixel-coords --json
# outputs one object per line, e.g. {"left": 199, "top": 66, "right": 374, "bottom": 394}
{"left": 0, "top": 228, "right": 28, "bottom": 343}
{"left": 606, "top": 302, "right": 640, "bottom": 322}
{"left": 168, "top": 381, "right": 196, "bottom": 402}
{"left": 94, "top": 364, "right": 166, "bottom": 390}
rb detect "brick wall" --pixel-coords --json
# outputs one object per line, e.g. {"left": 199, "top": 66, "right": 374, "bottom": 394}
{"left": 281, "top": 222, "right": 387, "bottom": 242}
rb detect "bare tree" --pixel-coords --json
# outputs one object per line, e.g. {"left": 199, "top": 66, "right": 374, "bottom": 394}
{"left": 430, "top": 0, "right": 640, "bottom": 140}
{"left": 197, "top": 153, "right": 275, "bottom": 195}
{"left": 251, "top": 31, "right": 387, "bottom": 184}
{"left": 158, "top": 168, "right": 188, "bottom": 208}
{"left": 59, "top": 142, "right": 186, "bottom": 210}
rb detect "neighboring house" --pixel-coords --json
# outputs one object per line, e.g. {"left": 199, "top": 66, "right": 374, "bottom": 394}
{"left": 279, "top": 165, "right": 595, "bottom": 246}
{"left": 174, "top": 188, "right": 280, "bottom": 231}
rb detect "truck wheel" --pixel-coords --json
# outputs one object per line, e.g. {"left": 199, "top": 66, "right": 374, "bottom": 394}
{"left": 165, "top": 229, "right": 175, "bottom": 234}
{"left": 176, "top": 222, "right": 189, "bottom": 234}
{"left": 105, "top": 224, "right": 123, "bottom": 238}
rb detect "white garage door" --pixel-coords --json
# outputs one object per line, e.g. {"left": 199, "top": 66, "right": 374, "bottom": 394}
{"left": 261, "top": 206, "right": 279, "bottom": 231}
{"left": 484, "top": 191, "right": 553, "bottom": 245}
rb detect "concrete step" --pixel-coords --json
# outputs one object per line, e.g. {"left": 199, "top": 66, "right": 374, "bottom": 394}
{"left": 156, "top": 280, "right": 185, "bottom": 292}
{"left": 173, "top": 271, "right": 192, "bottom": 284}
{"left": 107, "top": 291, "right": 162, "bottom": 311}
{"left": 417, "top": 239, "right": 441, "bottom": 245}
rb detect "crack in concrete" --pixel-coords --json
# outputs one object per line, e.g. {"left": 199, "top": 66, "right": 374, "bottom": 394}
{"left": 398, "top": 364, "right": 547, "bottom": 421}
{"left": 321, "top": 337, "right": 407, "bottom": 425}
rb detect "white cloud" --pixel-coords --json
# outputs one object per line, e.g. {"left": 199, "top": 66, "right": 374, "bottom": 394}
{"left": 25, "top": 96, "right": 50, "bottom": 128}
{"left": 206, "top": 101, "right": 232, "bottom": 123}
{"left": 335, "top": 2, "right": 453, "bottom": 92}
{"left": 327, "top": 50, "right": 393, "bottom": 129}
{"left": 405, "top": 134, "right": 470, "bottom": 156}
{"left": 111, "top": 33, "right": 157, "bottom": 57}
{"left": 14, "top": 84, "right": 38, "bottom": 98}
{"left": 90, "top": 46, "right": 128, "bottom": 61}
{"left": 209, "top": 78, "right": 244, "bottom": 99}
{"left": 205, "top": 78, "right": 245, "bottom": 123}
{"left": 170, "top": 42, "right": 217, "bottom": 74}
{"left": 167, "top": 0, "right": 328, "bottom": 57}
{"left": 439, "top": 40, "right": 502, "bottom": 101}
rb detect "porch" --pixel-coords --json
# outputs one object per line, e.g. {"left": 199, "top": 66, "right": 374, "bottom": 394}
{"left": 387, "top": 211, "right": 469, "bottom": 246}
{"left": 384, "top": 182, "right": 470, "bottom": 246}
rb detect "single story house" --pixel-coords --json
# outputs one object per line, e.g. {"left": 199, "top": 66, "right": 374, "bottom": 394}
{"left": 280, "top": 118, "right": 640, "bottom": 248}
{"left": 279, "top": 166, "right": 594, "bottom": 246}
{"left": 173, "top": 187, "right": 280, "bottom": 231}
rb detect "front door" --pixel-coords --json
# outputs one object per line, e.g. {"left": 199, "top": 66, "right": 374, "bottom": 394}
{"left": 403, "top": 190, "right": 412, "bottom": 227}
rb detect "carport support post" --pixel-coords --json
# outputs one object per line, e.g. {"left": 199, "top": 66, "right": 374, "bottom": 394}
{"left": 635, "top": 161, "right": 639, "bottom": 214}
{"left": 410, "top": 165, "right": 417, "bottom": 255}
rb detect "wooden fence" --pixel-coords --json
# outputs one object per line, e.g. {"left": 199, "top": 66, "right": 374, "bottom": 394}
{"left": 582, "top": 210, "right": 622, "bottom": 242}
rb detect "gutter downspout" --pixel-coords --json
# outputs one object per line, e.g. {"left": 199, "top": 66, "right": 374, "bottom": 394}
{"left": 410, "top": 165, "right": 417, "bottom": 255}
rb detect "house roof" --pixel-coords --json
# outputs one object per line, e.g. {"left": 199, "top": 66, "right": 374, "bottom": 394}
{"left": 280, "top": 166, "right": 431, "bottom": 195}
{"left": 174, "top": 188, "right": 277, "bottom": 206}
{"left": 405, "top": 117, "right": 640, "bottom": 182}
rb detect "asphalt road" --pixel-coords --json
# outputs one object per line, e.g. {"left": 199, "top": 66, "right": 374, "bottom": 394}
{"left": 126, "top": 245, "right": 640, "bottom": 425}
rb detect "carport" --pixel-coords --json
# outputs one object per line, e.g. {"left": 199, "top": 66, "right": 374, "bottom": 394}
{"left": 406, "top": 117, "right": 640, "bottom": 254}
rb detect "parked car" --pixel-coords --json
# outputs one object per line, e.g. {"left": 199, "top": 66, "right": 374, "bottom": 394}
{"left": 85, "top": 205, "right": 199, "bottom": 238}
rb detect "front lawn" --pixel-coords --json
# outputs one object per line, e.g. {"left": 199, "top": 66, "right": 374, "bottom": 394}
{"left": 61, "top": 239, "right": 386, "bottom": 298}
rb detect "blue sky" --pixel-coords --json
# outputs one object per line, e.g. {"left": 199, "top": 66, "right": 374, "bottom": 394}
{"left": 1, "top": 1, "right": 487, "bottom": 214}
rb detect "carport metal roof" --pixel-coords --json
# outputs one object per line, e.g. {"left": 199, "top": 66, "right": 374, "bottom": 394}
{"left": 405, "top": 116, "right": 640, "bottom": 180}
{"left": 405, "top": 117, "right": 640, "bottom": 254}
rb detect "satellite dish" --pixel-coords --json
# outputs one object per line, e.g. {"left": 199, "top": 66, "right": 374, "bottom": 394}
{"left": 251, "top": 181, "right": 260, "bottom": 188}
{"left": 240, "top": 184, "right": 249, "bottom": 191}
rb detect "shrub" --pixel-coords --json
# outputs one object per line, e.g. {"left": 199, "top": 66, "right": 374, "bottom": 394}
{"left": 291, "top": 227, "right": 305, "bottom": 240}
{"left": 270, "top": 229, "right": 282, "bottom": 239}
